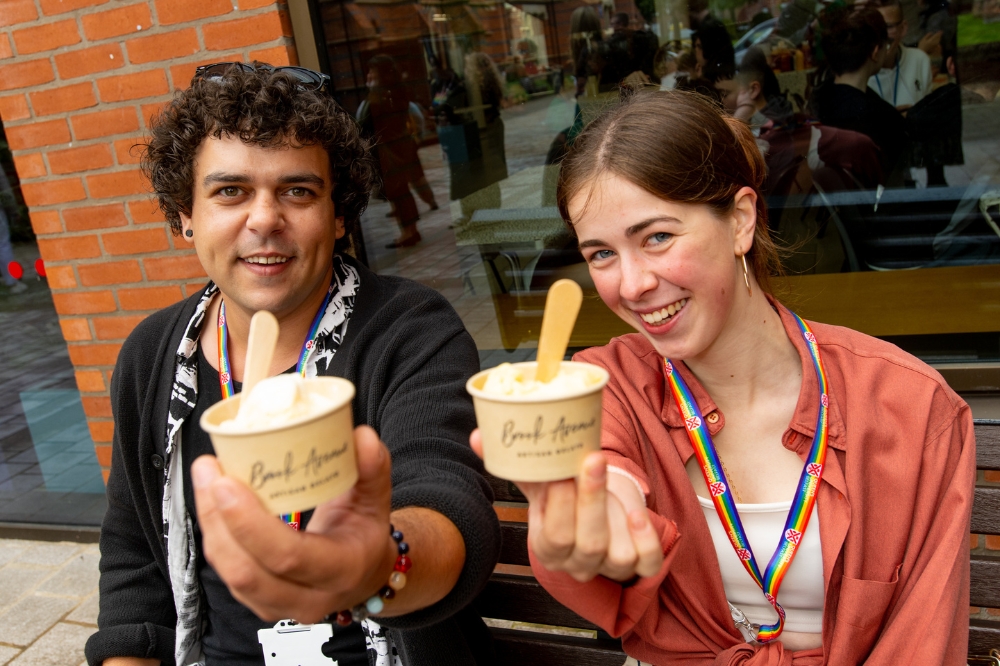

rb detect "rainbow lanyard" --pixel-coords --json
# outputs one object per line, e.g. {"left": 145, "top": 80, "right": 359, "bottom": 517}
{"left": 215, "top": 283, "right": 336, "bottom": 530}
{"left": 663, "top": 312, "right": 829, "bottom": 643}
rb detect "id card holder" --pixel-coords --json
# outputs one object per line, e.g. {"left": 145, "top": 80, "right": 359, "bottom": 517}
{"left": 258, "top": 620, "right": 334, "bottom": 665}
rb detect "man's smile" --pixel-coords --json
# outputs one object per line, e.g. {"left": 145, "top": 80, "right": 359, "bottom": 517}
{"left": 240, "top": 253, "right": 294, "bottom": 275}
{"left": 242, "top": 254, "right": 290, "bottom": 265}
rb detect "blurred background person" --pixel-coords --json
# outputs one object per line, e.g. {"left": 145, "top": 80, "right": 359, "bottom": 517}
{"left": 867, "top": 0, "right": 932, "bottom": 110}
{"left": 693, "top": 11, "right": 736, "bottom": 80}
{"left": 773, "top": 0, "right": 820, "bottom": 46}
{"left": 676, "top": 51, "right": 699, "bottom": 83}
{"left": 720, "top": 47, "right": 795, "bottom": 130}
{"left": 911, "top": 0, "right": 956, "bottom": 65}
{"left": 358, "top": 55, "right": 438, "bottom": 248}
{"left": 811, "top": 5, "right": 911, "bottom": 182}
{"left": 436, "top": 52, "right": 509, "bottom": 224}
{"left": 0, "top": 165, "right": 26, "bottom": 295}
{"left": 600, "top": 12, "right": 659, "bottom": 89}
{"left": 654, "top": 46, "right": 680, "bottom": 89}
{"left": 570, "top": 6, "right": 604, "bottom": 98}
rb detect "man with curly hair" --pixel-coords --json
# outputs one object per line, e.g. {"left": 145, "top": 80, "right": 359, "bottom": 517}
{"left": 85, "top": 63, "right": 500, "bottom": 666}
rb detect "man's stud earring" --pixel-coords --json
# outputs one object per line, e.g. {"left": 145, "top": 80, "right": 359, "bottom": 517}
{"left": 185, "top": 230, "right": 193, "bottom": 238}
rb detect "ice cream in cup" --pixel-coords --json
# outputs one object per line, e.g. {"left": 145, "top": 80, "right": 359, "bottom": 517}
{"left": 200, "top": 373, "right": 358, "bottom": 515}
{"left": 466, "top": 360, "right": 609, "bottom": 482}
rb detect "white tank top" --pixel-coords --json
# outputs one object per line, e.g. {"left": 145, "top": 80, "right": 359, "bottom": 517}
{"left": 697, "top": 496, "right": 824, "bottom": 633}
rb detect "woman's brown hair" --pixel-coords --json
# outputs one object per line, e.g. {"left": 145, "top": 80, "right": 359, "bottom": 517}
{"left": 556, "top": 89, "right": 782, "bottom": 292}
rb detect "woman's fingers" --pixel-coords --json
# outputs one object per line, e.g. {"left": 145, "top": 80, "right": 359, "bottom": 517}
{"left": 567, "top": 453, "right": 610, "bottom": 581}
{"left": 538, "top": 478, "right": 578, "bottom": 562}
{"left": 628, "top": 508, "right": 665, "bottom": 578}
{"left": 469, "top": 429, "right": 484, "bottom": 459}
{"left": 600, "top": 496, "right": 638, "bottom": 581}
{"left": 516, "top": 451, "right": 662, "bottom": 584}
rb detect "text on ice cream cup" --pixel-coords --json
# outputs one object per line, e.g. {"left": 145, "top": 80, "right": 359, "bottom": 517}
{"left": 467, "top": 361, "right": 609, "bottom": 482}
{"left": 200, "top": 376, "right": 358, "bottom": 515}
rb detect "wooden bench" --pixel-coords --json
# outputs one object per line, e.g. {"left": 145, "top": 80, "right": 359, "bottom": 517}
{"left": 473, "top": 419, "right": 1000, "bottom": 664}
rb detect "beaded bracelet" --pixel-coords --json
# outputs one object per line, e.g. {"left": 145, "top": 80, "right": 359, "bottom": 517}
{"left": 333, "top": 524, "right": 412, "bottom": 626}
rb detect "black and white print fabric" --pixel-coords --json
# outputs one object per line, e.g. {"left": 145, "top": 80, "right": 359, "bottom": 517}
{"left": 363, "top": 621, "right": 405, "bottom": 666}
{"left": 160, "top": 256, "right": 377, "bottom": 665}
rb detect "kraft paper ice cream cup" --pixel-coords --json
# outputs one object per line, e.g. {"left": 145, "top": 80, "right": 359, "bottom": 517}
{"left": 466, "top": 361, "right": 609, "bottom": 482}
{"left": 200, "top": 377, "right": 358, "bottom": 515}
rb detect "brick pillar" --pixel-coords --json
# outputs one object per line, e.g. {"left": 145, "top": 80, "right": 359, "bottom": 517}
{"left": 0, "top": 0, "right": 299, "bottom": 482}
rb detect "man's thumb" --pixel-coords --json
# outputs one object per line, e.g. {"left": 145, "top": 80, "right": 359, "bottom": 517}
{"left": 352, "top": 425, "right": 392, "bottom": 508}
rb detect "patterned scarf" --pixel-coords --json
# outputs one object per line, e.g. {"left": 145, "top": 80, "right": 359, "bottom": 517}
{"left": 159, "top": 256, "right": 395, "bottom": 665}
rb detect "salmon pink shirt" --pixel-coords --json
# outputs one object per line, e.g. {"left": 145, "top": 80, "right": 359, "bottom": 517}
{"left": 531, "top": 304, "right": 975, "bottom": 665}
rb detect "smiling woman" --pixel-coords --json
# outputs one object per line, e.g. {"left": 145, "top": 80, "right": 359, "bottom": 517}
{"left": 558, "top": 90, "right": 781, "bottom": 295}
{"left": 512, "top": 90, "right": 977, "bottom": 665}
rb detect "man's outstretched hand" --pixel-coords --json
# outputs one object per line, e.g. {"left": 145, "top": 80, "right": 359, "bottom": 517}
{"left": 192, "top": 425, "right": 398, "bottom": 623}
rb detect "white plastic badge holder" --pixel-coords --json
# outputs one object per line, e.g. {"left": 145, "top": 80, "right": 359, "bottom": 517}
{"left": 258, "top": 620, "right": 334, "bottom": 665}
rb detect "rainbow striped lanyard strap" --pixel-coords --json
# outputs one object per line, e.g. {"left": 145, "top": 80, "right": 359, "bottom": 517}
{"left": 664, "top": 312, "right": 829, "bottom": 644}
{"left": 215, "top": 283, "right": 336, "bottom": 530}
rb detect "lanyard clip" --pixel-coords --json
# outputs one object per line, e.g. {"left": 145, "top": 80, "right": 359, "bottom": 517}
{"left": 728, "top": 602, "right": 762, "bottom": 645}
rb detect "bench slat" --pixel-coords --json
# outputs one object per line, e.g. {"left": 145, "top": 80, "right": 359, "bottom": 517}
{"left": 488, "top": 475, "right": 526, "bottom": 503}
{"left": 500, "top": 522, "right": 529, "bottom": 566}
{"left": 971, "top": 555, "right": 1000, "bottom": 609}
{"left": 973, "top": 486, "right": 1000, "bottom": 536}
{"left": 474, "top": 574, "right": 602, "bottom": 632}
{"left": 975, "top": 420, "right": 1000, "bottom": 471}
{"left": 490, "top": 627, "right": 625, "bottom": 666}
{"left": 970, "top": 619, "right": 1000, "bottom": 655}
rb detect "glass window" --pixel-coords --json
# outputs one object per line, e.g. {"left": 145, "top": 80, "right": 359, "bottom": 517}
{"left": 0, "top": 123, "right": 107, "bottom": 526}
{"left": 312, "top": 0, "right": 1000, "bottom": 369}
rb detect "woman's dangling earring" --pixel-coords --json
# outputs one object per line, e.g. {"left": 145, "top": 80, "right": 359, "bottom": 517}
{"left": 741, "top": 254, "right": 752, "bottom": 298}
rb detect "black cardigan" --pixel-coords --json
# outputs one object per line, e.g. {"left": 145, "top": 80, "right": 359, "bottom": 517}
{"left": 85, "top": 256, "right": 500, "bottom": 665}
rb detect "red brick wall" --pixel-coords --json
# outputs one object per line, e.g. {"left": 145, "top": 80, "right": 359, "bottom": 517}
{"left": 0, "top": 0, "right": 299, "bottom": 481}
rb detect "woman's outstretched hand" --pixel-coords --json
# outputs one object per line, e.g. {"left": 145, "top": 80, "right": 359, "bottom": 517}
{"left": 470, "top": 429, "right": 663, "bottom": 583}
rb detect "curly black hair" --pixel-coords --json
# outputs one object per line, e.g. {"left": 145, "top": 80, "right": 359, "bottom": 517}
{"left": 142, "top": 63, "right": 376, "bottom": 252}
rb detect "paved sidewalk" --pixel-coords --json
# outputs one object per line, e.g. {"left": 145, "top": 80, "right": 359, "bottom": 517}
{"left": 0, "top": 539, "right": 99, "bottom": 666}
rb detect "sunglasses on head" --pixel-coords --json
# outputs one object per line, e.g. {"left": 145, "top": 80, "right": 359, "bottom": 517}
{"left": 193, "top": 62, "right": 333, "bottom": 96}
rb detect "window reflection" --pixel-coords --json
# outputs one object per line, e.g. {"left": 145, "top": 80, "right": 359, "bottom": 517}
{"left": 314, "top": 0, "right": 1000, "bottom": 363}
{"left": 0, "top": 124, "right": 107, "bottom": 525}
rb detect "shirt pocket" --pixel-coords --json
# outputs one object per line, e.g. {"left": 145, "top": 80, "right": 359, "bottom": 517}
{"left": 837, "top": 573, "right": 899, "bottom": 629}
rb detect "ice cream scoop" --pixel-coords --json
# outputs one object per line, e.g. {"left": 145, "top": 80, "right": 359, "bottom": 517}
{"left": 482, "top": 362, "right": 597, "bottom": 398}
{"left": 219, "top": 373, "right": 338, "bottom": 432}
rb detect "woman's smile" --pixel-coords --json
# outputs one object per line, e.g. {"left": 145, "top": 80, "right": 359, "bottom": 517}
{"left": 634, "top": 297, "right": 689, "bottom": 334}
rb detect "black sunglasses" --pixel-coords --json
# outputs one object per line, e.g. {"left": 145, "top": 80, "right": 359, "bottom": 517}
{"left": 194, "top": 62, "right": 333, "bottom": 96}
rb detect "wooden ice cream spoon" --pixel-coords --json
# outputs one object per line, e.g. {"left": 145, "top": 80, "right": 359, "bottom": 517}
{"left": 535, "top": 279, "right": 584, "bottom": 384}
{"left": 236, "top": 310, "right": 280, "bottom": 419}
